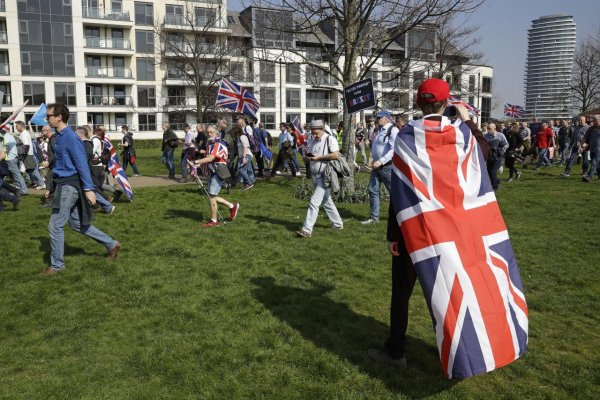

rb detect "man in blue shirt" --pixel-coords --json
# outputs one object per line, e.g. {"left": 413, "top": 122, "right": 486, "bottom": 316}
{"left": 41, "top": 103, "right": 120, "bottom": 275}
{"left": 362, "top": 110, "right": 398, "bottom": 224}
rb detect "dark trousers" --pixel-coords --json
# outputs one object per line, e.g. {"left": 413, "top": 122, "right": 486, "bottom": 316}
{"left": 487, "top": 158, "right": 501, "bottom": 190}
{"left": 384, "top": 245, "right": 417, "bottom": 359}
{"left": 122, "top": 151, "right": 141, "bottom": 175}
{"left": 255, "top": 151, "right": 264, "bottom": 176}
{"left": 505, "top": 155, "right": 518, "bottom": 178}
{"left": 0, "top": 177, "right": 19, "bottom": 208}
{"left": 271, "top": 148, "right": 296, "bottom": 176}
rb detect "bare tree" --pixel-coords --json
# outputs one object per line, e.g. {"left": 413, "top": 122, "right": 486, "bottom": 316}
{"left": 155, "top": 4, "right": 235, "bottom": 124}
{"left": 250, "top": 0, "right": 484, "bottom": 193}
{"left": 568, "top": 34, "right": 600, "bottom": 115}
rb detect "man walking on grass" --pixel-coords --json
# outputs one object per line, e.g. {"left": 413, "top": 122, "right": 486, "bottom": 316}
{"left": 41, "top": 103, "right": 120, "bottom": 275}
{"left": 296, "top": 120, "right": 343, "bottom": 238}
{"left": 192, "top": 125, "right": 239, "bottom": 228}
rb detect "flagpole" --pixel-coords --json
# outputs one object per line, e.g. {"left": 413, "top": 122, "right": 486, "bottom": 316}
{"left": 0, "top": 100, "right": 30, "bottom": 129}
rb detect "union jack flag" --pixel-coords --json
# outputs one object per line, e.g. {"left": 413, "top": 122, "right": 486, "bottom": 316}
{"left": 291, "top": 116, "right": 305, "bottom": 146}
{"left": 448, "top": 96, "right": 480, "bottom": 116}
{"left": 103, "top": 138, "right": 134, "bottom": 201}
{"left": 391, "top": 117, "right": 528, "bottom": 378}
{"left": 215, "top": 78, "right": 260, "bottom": 118}
{"left": 504, "top": 103, "right": 524, "bottom": 118}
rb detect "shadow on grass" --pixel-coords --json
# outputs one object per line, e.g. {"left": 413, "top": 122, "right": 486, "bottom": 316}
{"left": 165, "top": 208, "right": 205, "bottom": 222}
{"left": 251, "top": 277, "right": 457, "bottom": 398}
{"left": 34, "top": 236, "right": 94, "bottom": 266}
{"left": 245, "top": 214, "right": 298, "bottom": 231}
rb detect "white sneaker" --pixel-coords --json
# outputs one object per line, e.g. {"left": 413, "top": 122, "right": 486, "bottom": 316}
{"left": 295, "top": 172, "right": 302, "bottom": 177}
{"left": 361, "top": 218, "right": 377, "bottom": 225}
{"left": 275, "top": 171, "right": 281, "bottom": 175}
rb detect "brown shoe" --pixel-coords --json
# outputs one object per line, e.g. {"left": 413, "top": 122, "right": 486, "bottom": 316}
{"left": 107, "top": 241, "right": 121, "bottom": 259}
{"left": 39, "top": 267, "right": 61, "bottom": 276}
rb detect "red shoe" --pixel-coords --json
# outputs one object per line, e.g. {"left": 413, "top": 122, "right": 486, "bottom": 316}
{"left": 230, "top": 203, "right": 239, "bottom": 221}
{"left": 201, "top": 220, "right": 221, "bottom": 228}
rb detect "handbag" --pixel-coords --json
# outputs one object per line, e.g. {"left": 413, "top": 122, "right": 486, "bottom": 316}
{"left": 215, "top": 163, "right": 231, "bottom": 179}
{"left": 23, "top": 154, "right": 37, "bottom": 171}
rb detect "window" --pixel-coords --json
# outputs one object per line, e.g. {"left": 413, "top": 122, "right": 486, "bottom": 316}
{"left": 413, "top": 71, "right": 425, "bottom": 90}
{"left": 482, "top": 77, "right": 492, "bottom": 93}
{"left": 167, "top": 86, "right": 186, "bottom": 106}
{"left": 136, "top": 58, "right": 155, "bottom": 80}
{"left": 286, "top": 113, "right": 300, "bottom": 123}
{"left": 286, "top": 89, "right": 300, "bottom": 108}
{"left": 481, "top": 97, "right": 491, "bottom": 123}
{"left": 137, "top": 86, "right": 156, "bottom": 107}
{"left": 115, "top": 113, "right": 127, "bottom": 127}
{"left": 55, "top": 82, "right": 76, "bottom": 106}
{"left": 260, "top": 88, "right": 275, "bottom": 108}
{"left": 227, "top": 16, "right": 236, "bottom": 25}
{"left": 136, "top": 30, "right": 154, "bottom": 53}
{"left": 261, "top": 112, "right": 275, "bottom": 130}
{"left": 195, "top": 7, "right": 217, "bottom": 27}
{"left": 468, "top": 75, "right": 475, "bottom": 93}
{"left": 259, "top": 61, "right": 275, "bottom": 83}
{"left": 134, "top": 2, "right": 153, "bottom": 25}
{"left": 138, "top": 113, "right": 156, "bottom": 131}
{"left": 408, "top": 29, "right": 435, "bottom": 60}
{"left": 286, "top": 64, "right": 300, "bottom": 84}
{"left": 23, "top": 82, "right": 45, "bottom": 105}
{"left": 0, "top": 82, "right": 12, "bottom": 105}
{"left": 165, "top": 4, "right": 183, "bottom": 25}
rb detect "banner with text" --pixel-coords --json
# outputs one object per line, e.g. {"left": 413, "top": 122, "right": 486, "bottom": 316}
{"left": 343, "top": 78, "right": 375, "bottom": 114}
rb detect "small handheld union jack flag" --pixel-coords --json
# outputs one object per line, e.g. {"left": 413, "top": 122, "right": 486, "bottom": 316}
{"left": 215, "top": 78, "right": 260, "bottom": 118}
{"left": 103, "top": 138, "right": 134, "bottom": 201}
{"left": 448, "top": 96, "right": 480, "bottom": 116}
{"left": 504, "top": 103, "right": 524, "bottom": 118}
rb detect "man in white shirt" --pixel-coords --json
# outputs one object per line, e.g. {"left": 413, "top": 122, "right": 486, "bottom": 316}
{"left": 15, "top": 121, "right": 46, "bottom": 190}
{"left": 180, "top": 123, "right": 196, "bottom": 182}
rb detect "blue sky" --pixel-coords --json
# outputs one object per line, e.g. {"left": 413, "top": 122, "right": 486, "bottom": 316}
{"left": 228, "top": 0, "right": 598, "bottom": 118}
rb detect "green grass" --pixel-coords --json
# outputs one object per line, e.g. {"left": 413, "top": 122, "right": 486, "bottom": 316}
{"left": 1, "top": 150, "right": 599, "bottom": 399}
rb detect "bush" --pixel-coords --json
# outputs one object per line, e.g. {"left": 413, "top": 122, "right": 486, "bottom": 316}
{"left": 294, "top": 178, "right": 389, "bottom": 204}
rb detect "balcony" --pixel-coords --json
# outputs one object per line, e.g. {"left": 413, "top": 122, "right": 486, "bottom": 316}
{"left": 82, "top": 7, "right": 131, "bottom": 22}
{"left": 0, "top": 62, "right": 8, "bottom": 75}
{"left": 85, "top": 37, "right": 132, "bottom": 50}
{"left": 86, "top": 66, "right": 133, "bottom": 79}
{"left": 164, "top": 96, "right": 196, "bottom": 107}
{"left": 382, "top": 58, "right": 404, "bottom": 67}
{"left": 307, "top": 76, "right": 336, "bottom": 86}
{"left": 164, "top": 42, "right": 223, "bottom": 55}
{"left": 87, "top": 95, "right": 134, "bottom": 107}
{"left": 306, "top": 99, "right": 338, "bottom": 109}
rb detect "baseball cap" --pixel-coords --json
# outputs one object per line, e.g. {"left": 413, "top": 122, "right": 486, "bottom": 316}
{"left": 376, "top": 110, "right": 391, "bottom": 118}
{"left": 417, "top": 78, "right": 450, "bottom": 104}
{"left": 310, "top": 119, "right": 325, "bottom": 129}
{"left": 183, "top": 123, "right": 190, "bottom": 129}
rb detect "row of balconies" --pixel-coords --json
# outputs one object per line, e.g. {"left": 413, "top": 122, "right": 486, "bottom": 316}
{"left": 85, "top": 37, "right": 132, "bottom": 50}
{"left": 164, "top": 15, "right": 227, "bottom": 29}
{"left": 164, "top": 96, "right": 339, "bottom": 109}
{"left": 87, "top": 95, "right": 135, "bottom": 107}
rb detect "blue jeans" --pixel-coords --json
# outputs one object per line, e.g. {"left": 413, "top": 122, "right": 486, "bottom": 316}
{"left": 291, "top": 148, "right": 301, "bottom": 172}
{"left": 161, "top": 148, "right": 175, "bottom": 178}
{"left": 237, "top": 155, "right": 255, "bottom": 185}
{"left": 301, "top": 175, "right": 343, "bottom": 234}
{"left": 587, "top": 150, "right": 600, "bottom": 179}
{"left": 48, "top": 184, "right": 116, "bottom": 270}
{"left": 95, "top": 191, "right": 113, "bottom": 213}
{"left": 180, "top": 148, "right": 194, "bottom": 178}
{"left": 536, "top": 148, "right": 550, "bottom": 167}
{"left": 6, "top": 158, "right": 28, "bottom": 194}
{"left": 368, "top": 164, "right": 392, "bottom": 220}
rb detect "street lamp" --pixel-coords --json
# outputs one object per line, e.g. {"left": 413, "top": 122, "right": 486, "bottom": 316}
{"left": 534, "top": 94, "right": 541, "bottom": 119}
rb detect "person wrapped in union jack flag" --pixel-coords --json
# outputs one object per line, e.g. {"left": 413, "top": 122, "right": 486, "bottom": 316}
{"left": 368, "top": 78, "right": 527, "bottom": 378}
{"left": 192, "top": 125, "right": 239, "bottom": 228}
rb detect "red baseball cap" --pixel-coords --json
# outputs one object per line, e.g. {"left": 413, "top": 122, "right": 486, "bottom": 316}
{"left": 417, "top": 78, "right": 450, "bottom": 104}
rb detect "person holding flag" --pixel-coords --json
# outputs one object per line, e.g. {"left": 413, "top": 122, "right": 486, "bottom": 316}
{"left": 191, "top": 125, "right": 239, "bottom": 228}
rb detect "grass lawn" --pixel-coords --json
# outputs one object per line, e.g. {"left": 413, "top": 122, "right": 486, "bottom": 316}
{"left": 1, "top": 147, "right": 599, "bottom": 399}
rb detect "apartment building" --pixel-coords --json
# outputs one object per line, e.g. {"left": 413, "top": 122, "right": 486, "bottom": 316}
{"left": 0, "top": 0, "right": 492, "bottom": 139}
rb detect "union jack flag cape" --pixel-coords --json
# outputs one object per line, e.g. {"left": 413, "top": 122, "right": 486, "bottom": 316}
{"left": 392, "top": 117, "right": 528, "bottom": 378}
{"left": 504, "top": 103, "right": 524, "bottom": 118}
{"left": 291, "top": 116, "right": 306, "bottom": 146}
{"left": 103, "top": 138, "right": 134, "bottom": 201}
{"left": 448, "top": 96, "right": 480, "bottom": 116}
{"left": 215, "top": 78, "right": 260, "bottom": 118}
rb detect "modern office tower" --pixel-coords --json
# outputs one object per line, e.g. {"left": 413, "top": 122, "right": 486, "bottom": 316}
{"left": 0, "top": 1, "right": 492, "bottom": 138}
{"left": 524, "top": 14, "right": 576, "bottom": 120}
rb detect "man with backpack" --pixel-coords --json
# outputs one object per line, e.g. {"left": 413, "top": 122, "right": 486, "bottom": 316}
{"left": 161, "top": 122, "right": 179, "bottom": 180}
{"left": 483, "top": 122, "right": 509, "bottom": 190}
{"left": 362, "top": 110, "right": 398, "bottom": 225}
{"left": 121, "top": 125, "right": 141, "bottom": 177}
{"left": 78, "top": 127, "right": 115, "bottom": 214}
{"left": 296, "top": 119, "right": 343, "bottom": 238}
